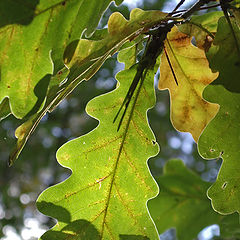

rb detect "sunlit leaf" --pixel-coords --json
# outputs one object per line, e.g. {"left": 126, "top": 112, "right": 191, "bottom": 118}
{"left": 198, "top": 17, "right": 240, "bottom": 214}
{"left": 117, "top": 37, "right": 143, "bottom": 70}
{"left": 0, "top": 0, "right": 122, "bottom": 119}
{"left": 9, "top": 8, "right": 168, "bottom": 165}
{"left": 37, "top": 50, "right": 160, "bottom": 239}
{"left": 158, "top": 26, "right": 219, "bottom": 141}
{"left": 9, "top": 65, "right": 70, "bottom": 165}
{"left": 63, "top": 8, "right": 168, "bottom": 82}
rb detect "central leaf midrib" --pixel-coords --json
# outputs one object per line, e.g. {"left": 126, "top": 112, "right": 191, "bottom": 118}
{"left": 100, "top": 69, "right": 147, "bottom": 238}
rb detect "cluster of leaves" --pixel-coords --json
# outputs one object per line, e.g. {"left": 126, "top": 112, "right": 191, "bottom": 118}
{"left": 0, "top": 0, "right": 240, "bottom": 239}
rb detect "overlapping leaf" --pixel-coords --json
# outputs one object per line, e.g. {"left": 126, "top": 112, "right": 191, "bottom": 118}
{"left": 148, "top": 159, "right": 240, "bottom": 240}
{"left": 148, "top": 159, "right": 222, "bottom": 240}
{"left": 0, "top": 0, "right": 122, "bottom": 119}
{"left": 178, "top": 11, "right": 223, "bottom": 49}
{"left": 117, "top": 37, "right": 143, "bottom": 70}
{"left": 8, "top": 8, "right": 168, "bottom": 165}
{"left": 37, "top": 50, "right": 160, "bottom": 239}
{"left": 158, "top": 26, "right": 219, "bottom": 141}
{"left": 218, "top": 213, "right": 240, "bottom": 239}
{"left": 198, "top": 16, "right": 240, "bottom": 214}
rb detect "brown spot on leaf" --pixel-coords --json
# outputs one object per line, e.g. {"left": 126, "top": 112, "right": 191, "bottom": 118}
{"left": 171, "top": 33, "right": 189, "bottom": 47}
{"left": 183, "top": 105, "right": 190, "bottom": 120}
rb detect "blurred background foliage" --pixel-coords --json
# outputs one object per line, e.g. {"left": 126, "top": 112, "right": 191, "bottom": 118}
{"left": 0, "top": 0, "right": 223, "bottom": 239}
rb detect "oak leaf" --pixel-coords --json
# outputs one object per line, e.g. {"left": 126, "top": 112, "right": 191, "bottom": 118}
{"left": 158, "top": 26, "right": 219, "bottom": 141}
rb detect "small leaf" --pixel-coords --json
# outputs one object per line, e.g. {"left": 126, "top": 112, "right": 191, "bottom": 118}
{"left": 158, "top": 26, "right": 219, "bottom": 141}
{"left": 117, "top": 37, "right": 144, "bottom": 70}
{"left": 198, "top": 16, "right": 240, "bottom": 214}
{"left": 148, "top": 159, "right": 222, "bottom": 240}
{"left": 37, "top": 52, "right": 160, "bottom": 239}
{"left": 64, "top": 9, "right": 168, "bottom": 80}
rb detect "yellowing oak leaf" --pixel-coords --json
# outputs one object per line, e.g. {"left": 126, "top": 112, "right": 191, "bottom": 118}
{"left": 158, "top": 26, "right": 219, "bottom": 141}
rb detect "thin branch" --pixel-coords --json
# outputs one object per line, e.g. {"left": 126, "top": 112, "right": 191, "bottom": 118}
{"left": 171, "top": 0, "right": 186, "bottom": 14}
{"left": 182, "top": 0, "right": 213, "bottom": 19}
{"left": 170, "top": 3, "right": 221, "bottom": 18}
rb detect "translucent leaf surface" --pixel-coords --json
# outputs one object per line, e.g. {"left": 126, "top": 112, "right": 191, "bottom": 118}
{"left": 148, "top": 159, "right": 222, "bottom": 240}
{"left": 63, "top": 9, "right": 168, "bottom": 82}
{"left": 198, "top": 16, "right": 240, "bottom": 214}
{"left": 9, "top": 8, "right": 168, "bottom": 165}
{"left": 117, "top": 39, "right": 142, "bottom": 70}
{"left": 37, "top": 53, "right": 160, "bottom": 239}
{"left": 158, "top": 26, "right": 219, "bottom": 141}
{"left": 9, "top": 65, "right": 70, "bottom": 165}
{"left": 178, "top": 11, "right": 223, "bottom": 50}
{"left": 0, "top": 0, "right": 122, "bottom": 119}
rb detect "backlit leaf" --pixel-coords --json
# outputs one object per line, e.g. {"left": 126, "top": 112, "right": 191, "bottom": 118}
{"left": 9, "top": 8, "right": 168, "bottom": 165}
{"left": 158, "top": 26, "right": 219, "bottom": 141}
{"left": 198, "top": 16, "right": 240, "bottom": 214}
{"left": 37, "top": 50, "right": 160, "bottom": 239}
{"left": 0, "top": 0, "right": 122, "bottom": 119}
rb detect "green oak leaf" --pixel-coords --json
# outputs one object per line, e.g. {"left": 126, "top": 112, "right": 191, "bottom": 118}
{"left": 37, "top": 50, "right": 160, "bottom": 239}
{"left": 0, "top": 0, "right": 123, "bottom": 119}
{"left": 8, "top": 65, "right": 70, "bottom": 165}
{"left": 117, "top": 36, "right": 144, "bottom": 70}
{"left": 198, "top": 16, "right": 240, "bottom": 214}
{"left": 9, "top": 8, "right": 168, "bottom": 165}
{"left": 148, "top": 159, "right": 222, "bottom": 240}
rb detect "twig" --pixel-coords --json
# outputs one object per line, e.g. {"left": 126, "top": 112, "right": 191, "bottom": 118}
{"left": 182, "top": 0, "right": 214, "bottom": 19}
